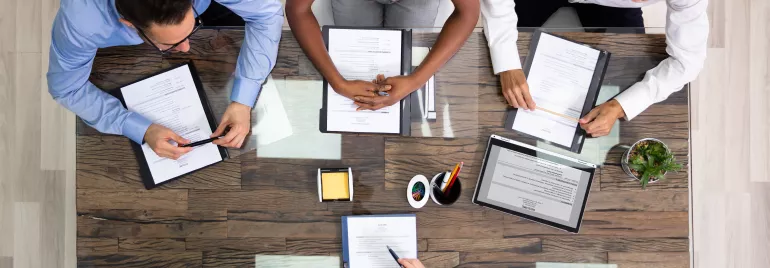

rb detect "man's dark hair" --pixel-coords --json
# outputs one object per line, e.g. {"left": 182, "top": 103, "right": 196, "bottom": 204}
{"left": 115, "top": 0, "right": 193, "bottom": 30}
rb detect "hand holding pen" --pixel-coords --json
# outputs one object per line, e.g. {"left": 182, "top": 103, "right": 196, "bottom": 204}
{"left": 179, "top": 127, "right": 230, "bottom": 148}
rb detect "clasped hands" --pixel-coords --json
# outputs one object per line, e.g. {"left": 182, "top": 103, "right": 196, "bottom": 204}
{"left": 335, "top": 74, "right": 419, "bottom": 111}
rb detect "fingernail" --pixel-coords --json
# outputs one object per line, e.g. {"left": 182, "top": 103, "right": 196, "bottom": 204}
{"left": 385, "top": 85, "right": 392, "bottom": 89}
{"left": 354, "top": 97, "right": 360, "bottom": 101}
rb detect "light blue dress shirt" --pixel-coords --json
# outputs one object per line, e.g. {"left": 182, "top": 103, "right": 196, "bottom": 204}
{"left": 47, "top": 0, "right": 283, "bottom": 144}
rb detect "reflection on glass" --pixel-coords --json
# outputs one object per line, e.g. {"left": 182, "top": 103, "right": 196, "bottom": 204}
{"left": 536, "top": 85, "right": 621, "bottom": 165}
{"left": 252, "top": 76, "right": 293, "bottom": 146}
{"left": 254, "top": 255, "right": 340, "bottom": 268}
{"left": 253, "top": 78, "right": 342, "bottom": 160}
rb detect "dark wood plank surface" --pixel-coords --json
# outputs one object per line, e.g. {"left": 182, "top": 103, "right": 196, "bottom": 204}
{"left": 77, "top": 30, "right": 690, "bottom": 267}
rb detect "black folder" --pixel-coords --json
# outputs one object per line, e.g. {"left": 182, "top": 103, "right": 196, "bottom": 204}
{"left": 319, "top": 26, "right": 412, "bottom": 136}
{"left": 504, "top": 30, "right": 611, "bottom": 154}
{"left": 110, "top": 62, "right": 229, "bottom": 189}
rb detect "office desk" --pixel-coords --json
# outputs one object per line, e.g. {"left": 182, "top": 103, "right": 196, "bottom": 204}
{"left": 76, "top": 28, "right": 690, "bottom": 267}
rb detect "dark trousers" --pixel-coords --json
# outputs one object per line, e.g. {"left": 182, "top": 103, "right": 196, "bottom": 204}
{"left": 514, "top": 0, "right": 644, "bottom": 32}
{"left": 199, "top": 1, "right": 245, "bottom": 26}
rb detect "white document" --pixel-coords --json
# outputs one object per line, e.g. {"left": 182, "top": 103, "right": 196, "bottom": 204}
{"left": 325, "top": 28, "right": 403, "bottom": 134}
{"left": 252, "top": 75, "right": 293, "bottom": 146}
{"left": 121, "top": 65, "right": 222, "bottom": 184}
{"left": 345, "top": 215, "right": 417, "bottom": 268}
{"left": 512, "top": 33, "right": 601, "bottom": 147}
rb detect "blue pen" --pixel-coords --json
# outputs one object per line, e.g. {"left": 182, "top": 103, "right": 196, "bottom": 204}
{"left": 387, "top": 245, "right": 402, "bottom": 267}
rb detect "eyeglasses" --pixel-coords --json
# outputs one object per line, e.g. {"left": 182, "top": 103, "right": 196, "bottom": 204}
{"left": 136, "top": 7, "right": 203, "bottom": 55}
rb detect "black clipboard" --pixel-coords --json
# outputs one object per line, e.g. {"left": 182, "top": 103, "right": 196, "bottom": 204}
{"left": 110, "top": 62, "right": 229, "bottom": 189}
{"left": 319, "top": 26, "right": 412, "bottom": 136}
{"left": 504, "top": 30, "right": 611, "bottom": 154}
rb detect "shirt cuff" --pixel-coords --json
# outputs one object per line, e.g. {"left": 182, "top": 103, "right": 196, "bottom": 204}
{"left": 231, "top": 77, "right": 262, "bottom": 108}
{"left": 122, "top": 112, "right": 153, "bottom": 144}
{"left": 489, "top": 42, "right": 522, "bottom": 74}
{"left": 614, "top": 82, "right": 654, "bottom": 120}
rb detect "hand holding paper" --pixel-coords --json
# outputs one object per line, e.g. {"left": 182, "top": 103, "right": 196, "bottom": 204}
{"left": 500, "top": 69, "right": 536, "bottom": 111}
{"left": 579, "top": 99, "right": 625, "bottom": 137}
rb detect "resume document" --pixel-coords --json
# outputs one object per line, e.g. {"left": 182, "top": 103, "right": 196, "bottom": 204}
{"left": 512, "top": 33, "right": 601, "bottom": 147}
{"left": 121, "top": 65, "right": 222, "bottom": 184}
{"left": 325, "top": 28, "right": 403, "bottom": 134}
{"left": 344, "top": 215, "right": 417, "bottom": 267}
{"left": 476, "top": 143, "right": 592, "bottom": 228}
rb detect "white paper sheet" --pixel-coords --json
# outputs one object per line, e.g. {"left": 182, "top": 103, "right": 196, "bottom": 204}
{"left": 121, "top": 65, "right": 222, "bottom": 184}
{"left": 325, "top": 28, "right": 403, "bottom": 134}
{"left": 346, "top": 215, "right": 417, "bottom": 268}
{"left": 512, "top": 33, "right": 601, "bottom": 147}
{"left": 252, "top": 75, "right": 293, "bottom": 146}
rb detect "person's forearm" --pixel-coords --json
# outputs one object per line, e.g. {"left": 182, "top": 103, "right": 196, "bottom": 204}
{"left": 223, "top": 0, "right": 283, "bottom": 108}
{"left": 285, "top": 2, "right": 346, "bottom": 88}
{"left": 412, "top": 1, "right": 479, "bottom": 84}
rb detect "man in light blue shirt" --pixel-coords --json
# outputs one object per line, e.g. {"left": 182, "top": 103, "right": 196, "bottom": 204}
{"left": 48, "top": 0, "right": 283, "bottom": 159}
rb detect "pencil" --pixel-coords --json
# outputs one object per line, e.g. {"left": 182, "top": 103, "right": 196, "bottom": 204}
{"left": 442, "top": 163, "right": 460, "bottom": 192}
{"left": 445, "top": 162, "right": 463, "bottom": 192}
{"left": 536, "top": 107, "right": 580, "bottom": 123}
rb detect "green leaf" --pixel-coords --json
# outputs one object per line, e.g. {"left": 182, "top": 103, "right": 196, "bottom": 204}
{"left": 646, "top": 153, "right": 655, "bottom": 167}
{"left": 628, "top": 163, "right": 644, "bottom": 172}
{"left": 641, "top": 172, "right": 650, "bottom": 189}
{"left": 631, "top": 155, "right": 645, "bottom": 165}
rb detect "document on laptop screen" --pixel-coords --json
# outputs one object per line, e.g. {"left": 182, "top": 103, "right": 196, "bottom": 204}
{"left": 325, "top": 28, "right": 402, "bottom": 134}
{"left": 121, "top": 65, "right": 222, "bottom": 184}
{"left": 511, "top": 33, "right": 601, "bottom": 147}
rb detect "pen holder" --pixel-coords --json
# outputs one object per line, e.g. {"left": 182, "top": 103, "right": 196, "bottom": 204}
{"left": 429, "top": 172, "right": 462, "bottom": 206}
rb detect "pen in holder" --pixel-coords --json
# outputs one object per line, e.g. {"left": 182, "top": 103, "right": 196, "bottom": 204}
{"left": 429, "top": 172, "right": 462, "bottom": 206}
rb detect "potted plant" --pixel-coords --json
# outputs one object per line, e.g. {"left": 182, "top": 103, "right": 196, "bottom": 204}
{"left": 621, "top": 138, "right": 683, "bottom": 189}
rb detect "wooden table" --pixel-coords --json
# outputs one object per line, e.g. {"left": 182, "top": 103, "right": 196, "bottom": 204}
{"left": 76, "top": 29, "right": 690, "bottom": 267}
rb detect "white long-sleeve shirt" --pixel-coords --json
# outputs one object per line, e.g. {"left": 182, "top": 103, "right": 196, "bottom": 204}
{"left": 480, "top": 0, "right": 709, "bottom": 119}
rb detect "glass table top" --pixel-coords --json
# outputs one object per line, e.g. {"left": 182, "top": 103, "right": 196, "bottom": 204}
{"left": 84, "top": 27, "right": 685, "bottom": 166}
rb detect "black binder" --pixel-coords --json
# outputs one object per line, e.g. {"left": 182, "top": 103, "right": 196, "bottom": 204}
{"left": 504, "top": 30, "right": 611, "bottom": 154}
{"left": 110, "top": 62, "right": 229, "bottom": 189}
{"left": 319, "top": 26, "right": 412, "bottom": 136}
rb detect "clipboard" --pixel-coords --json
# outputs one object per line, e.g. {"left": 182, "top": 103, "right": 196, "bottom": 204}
{"left": 110, "top": 62, "right": 229, "bottom": 189}
{"left": 319, "top": 26, "right": 413, "bottom": 136}
{"left": 504, "top": 30, "right": 611, "bottom": 154}
{"left": 341, "top": 214, "right": 417, "bottom": 268}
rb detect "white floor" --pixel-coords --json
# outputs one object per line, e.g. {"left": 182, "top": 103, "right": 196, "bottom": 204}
{"left": 1, "top": 1, "right": 768, "bottom": 268}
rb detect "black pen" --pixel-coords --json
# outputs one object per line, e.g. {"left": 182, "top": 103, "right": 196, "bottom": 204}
{"left": 431, "top": 182, "right": 445, "bottom": 199}
{"left": 180, "top": 135, "right": 224, "bottom": 148}
{"left": 387, "top": 246, "right": 402, "bottom": 267}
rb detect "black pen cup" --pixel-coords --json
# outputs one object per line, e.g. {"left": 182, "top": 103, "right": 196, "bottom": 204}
{"left": 429, "top": 172, "right": 462, "bottom": 206}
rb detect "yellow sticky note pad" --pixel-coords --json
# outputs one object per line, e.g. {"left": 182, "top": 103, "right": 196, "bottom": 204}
{"left": 321, "top": 172, "right": 350, "bottom": 200}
